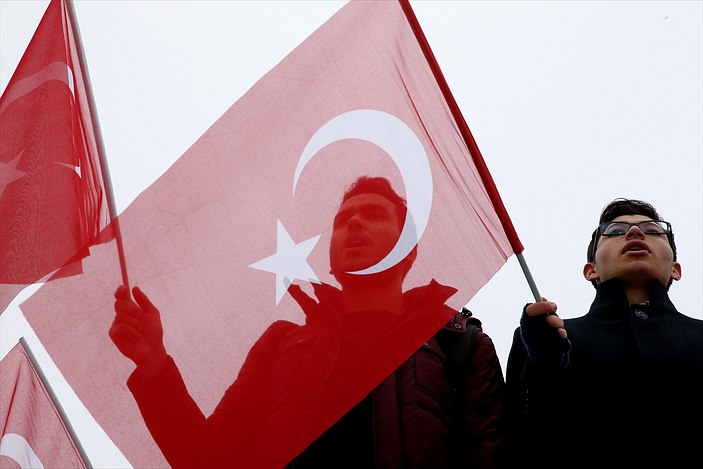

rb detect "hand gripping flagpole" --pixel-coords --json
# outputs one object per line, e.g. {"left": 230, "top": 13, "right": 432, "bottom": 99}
{"left": 399, "top": 0, "right": 541, "bottom": 302}
{"left": 64, "top": 0, "right": 129, "bottom": 287}
{"left": 19, "top": 337, "right": 94, "bottom": 469}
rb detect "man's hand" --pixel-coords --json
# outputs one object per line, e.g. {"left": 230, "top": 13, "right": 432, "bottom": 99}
{"left": 109, "top": 285, "right": 168, "bottom": 378}
{"left": 524, "top": 299, "right": 567, "bottom": 340}
{"left": 520, "top": 298, "right": 571, "bottom": 366}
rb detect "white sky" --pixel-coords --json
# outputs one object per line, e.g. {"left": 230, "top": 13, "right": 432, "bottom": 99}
{"left": 1, "top": 1, "right": 701, "bottom": 467}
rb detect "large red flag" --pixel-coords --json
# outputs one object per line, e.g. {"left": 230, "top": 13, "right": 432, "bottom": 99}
{"left": 0, "top": 0, "right": 113, "bottom": 313}
{"left": 23, "top": 1, "right": 519, "bottom": 467}
{"left": 0, "top": 339, "right": 89, "bottom": 469}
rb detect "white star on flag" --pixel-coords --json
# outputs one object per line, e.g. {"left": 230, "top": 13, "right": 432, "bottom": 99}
{"left": 249, "top": 219, "right": 321, "bottom": 305}
{"left": 0, "top": 152, "right": 27, "bottom": 198}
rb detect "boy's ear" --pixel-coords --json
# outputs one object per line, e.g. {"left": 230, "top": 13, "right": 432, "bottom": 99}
{"left": 670, "top": 262, "right": 682, "bottom": 282}
{"left": 583, "top": 262, "right": 599, "bottom": 282}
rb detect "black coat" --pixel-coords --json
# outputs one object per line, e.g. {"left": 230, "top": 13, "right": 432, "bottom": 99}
{"left": 505, "top": 278, "right": 703, "bottom": 469}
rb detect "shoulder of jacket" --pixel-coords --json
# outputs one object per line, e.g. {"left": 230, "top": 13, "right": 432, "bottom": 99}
{"left": 258, "top": 320, "right": 300, "bottom": 341}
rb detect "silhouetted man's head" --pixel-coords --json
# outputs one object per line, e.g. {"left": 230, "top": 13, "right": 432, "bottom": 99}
{"left": 330, "top": 176, "right": 417, "bottom": 285}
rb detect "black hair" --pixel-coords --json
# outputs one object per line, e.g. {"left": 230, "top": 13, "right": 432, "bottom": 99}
{"left": 587, "top": 198, "right": 677, "bottom": 288}
{"left": 336, "top": 176, "right": 416, "bottom": 278}
{"left": 341, "top": 176, "right": 407, "bottom": 223}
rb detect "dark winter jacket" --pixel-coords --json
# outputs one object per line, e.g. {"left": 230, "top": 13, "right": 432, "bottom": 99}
{"left": 505, "top": 278, "right": 703, "bottom": 469}
{"left": 288, "top": 285, "right": 506, "bottom": 469}
{"left": 128, "top": 280, "right": 506, "bottom": 469}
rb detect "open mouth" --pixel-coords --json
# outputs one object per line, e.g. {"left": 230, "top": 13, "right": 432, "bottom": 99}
{"left": 344, "top": 235, "right": 368, "bottom": 249}
{"left": 622, "top": 241, "right": 649, "bottom": 254}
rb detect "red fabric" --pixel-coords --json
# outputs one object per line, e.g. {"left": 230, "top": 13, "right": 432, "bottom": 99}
{"left": 22, "top": 1, "right": 515, "bottom": 467}
{"left": 125, "top": 281, "right": 461, "bottom": 469}
{"left": 0, "top": 341, "right": 88, "bottom": 469}
{"left": 0, "top": 0, "right": 113, "bottom": 313}
{"left": 399, "top": 0, "right": 524, "bottom": 254}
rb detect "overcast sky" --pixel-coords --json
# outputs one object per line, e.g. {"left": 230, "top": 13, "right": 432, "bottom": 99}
{"left": 1, "top": 1, "right": 701, "bottom": 467}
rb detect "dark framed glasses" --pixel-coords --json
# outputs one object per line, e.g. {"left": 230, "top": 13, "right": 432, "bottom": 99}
{"left": 590, "top": 219, "right": 675, "bottom": 262}
{"left": 598, "top": 220, "right": 671, "bottom": 237}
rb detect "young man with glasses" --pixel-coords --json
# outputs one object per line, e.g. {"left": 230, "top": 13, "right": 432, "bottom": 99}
{"left": 504, "top": 198, "right": 703, "bottom": 468}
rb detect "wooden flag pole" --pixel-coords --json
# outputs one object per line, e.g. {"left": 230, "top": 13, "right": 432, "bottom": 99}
{"left": 64, "top": 0, "right": 129, "bottom": 287}
{"left": 18, "top": 337, "right": 94, "bottom": 469}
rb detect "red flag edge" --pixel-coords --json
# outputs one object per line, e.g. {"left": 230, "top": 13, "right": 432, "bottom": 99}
{"left": 398, "top": 0, "right": 524, "bottom": 254}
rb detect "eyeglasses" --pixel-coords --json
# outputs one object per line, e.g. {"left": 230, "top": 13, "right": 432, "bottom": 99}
{"left": 598, "top": 220, "right": 671, "bottom": 237}
{"left": 590, "top": 220, "right": 674, "bottom": 262}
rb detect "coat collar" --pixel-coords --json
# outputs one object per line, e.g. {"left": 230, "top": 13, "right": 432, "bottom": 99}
{"left": 589, "top": 277, "right": 679, "bottom": 314}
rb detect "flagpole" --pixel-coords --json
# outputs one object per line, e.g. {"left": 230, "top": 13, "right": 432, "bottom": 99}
{"left": 516, "top": 252, "right": 542, "bottom": 301}
{"left": 64, "top": 0, "right": 129, "bottom": 287}
{"left": 18, "top": 337, "right": 94, "bottom": 469}
{"left": 398, "top": 0, "right": 541, "bottom": 302}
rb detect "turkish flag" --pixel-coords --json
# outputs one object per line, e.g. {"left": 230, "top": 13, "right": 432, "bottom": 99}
{"left": 0, "top": 0, "right": 113, "bottom": 313}
{"left": 22, "top": 0, "right": 518, "bottom": 467}
{"left": 0, "top": 340, "right": 89, "bottom": 469}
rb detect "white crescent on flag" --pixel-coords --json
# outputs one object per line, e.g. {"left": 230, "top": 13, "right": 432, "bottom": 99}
{"left": 0, "top": 61, "right": 81, "bottom": 199}
{"left": 293, "top": 109, "right": 432, "bottom": 275}
{"left": 0, "top": 61, "right": 74, "bottom": 117}
{"left": 251, "top": 109, "right": 433, "bottom": 305}
{"left": 0, "top": 433, "right": 44, "bottom": 469}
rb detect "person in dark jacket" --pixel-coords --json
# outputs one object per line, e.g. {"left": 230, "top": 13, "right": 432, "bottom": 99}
{"left": 505, "top": 198, "right": 703, "bottom": 469}
{"left": 110, "top": 176, "right": 506, "bottom": 468}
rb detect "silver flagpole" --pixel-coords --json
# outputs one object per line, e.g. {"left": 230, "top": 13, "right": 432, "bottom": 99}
{"left": 516, "top": 252, "right": 542, "bottom": 302}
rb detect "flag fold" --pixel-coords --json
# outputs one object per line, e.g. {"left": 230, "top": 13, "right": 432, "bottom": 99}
{"left": 0, "top": 0, "right": 113, "bottom": 313}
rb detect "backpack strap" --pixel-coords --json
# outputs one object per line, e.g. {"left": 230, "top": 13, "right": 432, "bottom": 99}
{"left": 450, "top": 307, "right": 482, "bottom": 367}
{"left": 443, "top": 307, "right": 483, "bottom": 397}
